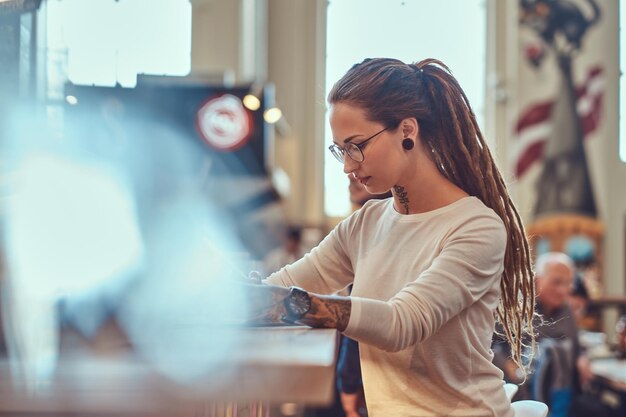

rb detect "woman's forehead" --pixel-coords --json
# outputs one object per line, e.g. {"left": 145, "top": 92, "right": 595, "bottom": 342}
{"left": 329, "top": 103, "right": 370, "bottom": 126}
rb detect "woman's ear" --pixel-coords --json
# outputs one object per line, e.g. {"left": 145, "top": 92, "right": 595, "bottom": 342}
{"left": 400, "top": 117, "right": 419, "bottom": 139}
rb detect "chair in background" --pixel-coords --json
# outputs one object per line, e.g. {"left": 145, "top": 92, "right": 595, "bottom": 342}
{"left": 511, "top": 400, "right": 549, "bottom": 417}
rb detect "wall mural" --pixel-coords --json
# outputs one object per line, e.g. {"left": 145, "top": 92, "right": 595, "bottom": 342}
{"left": 514, "top": 0, "right": 606, "bottom": 305}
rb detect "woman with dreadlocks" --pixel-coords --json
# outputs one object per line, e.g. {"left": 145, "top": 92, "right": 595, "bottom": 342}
{"left": 250, "top": 58, "right": 535, "bottom": 417}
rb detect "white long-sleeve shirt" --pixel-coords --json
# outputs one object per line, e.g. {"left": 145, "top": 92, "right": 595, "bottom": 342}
{"left": 265, "top": 197, "right": 514, "bottom": 417}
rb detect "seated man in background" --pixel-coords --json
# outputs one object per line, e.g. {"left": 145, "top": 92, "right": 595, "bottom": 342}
{"left": 493, "top": 252, "right": 594, "bottom": 417}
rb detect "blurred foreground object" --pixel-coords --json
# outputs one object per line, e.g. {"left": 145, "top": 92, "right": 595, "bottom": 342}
{"left": 0, "top": 327, "right": 338, "bottom": 414}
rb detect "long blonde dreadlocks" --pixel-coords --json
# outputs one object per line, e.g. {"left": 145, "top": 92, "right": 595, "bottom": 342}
{"left": 328, "top": 57, "right": 535, "bottom": 371}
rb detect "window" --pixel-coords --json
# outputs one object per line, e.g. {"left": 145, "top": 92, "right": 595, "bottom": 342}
{"left": 46, "top": 0, "right": 191, "bottom": 88}
{"left": 324, "top": 0, "right": 486, "bottom": 217}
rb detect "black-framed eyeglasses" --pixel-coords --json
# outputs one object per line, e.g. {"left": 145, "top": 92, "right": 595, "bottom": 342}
{"left": 328, "top": 127, "right": 388, "bottom": 163}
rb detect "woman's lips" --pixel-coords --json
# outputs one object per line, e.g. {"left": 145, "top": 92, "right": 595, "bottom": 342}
{"left": 358, "top": 176, "right": 370, "bottom": 186}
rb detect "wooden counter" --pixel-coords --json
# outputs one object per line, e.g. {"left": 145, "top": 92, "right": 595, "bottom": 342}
{"left": 0, "top": 326, "right": 338, "bottom": 415}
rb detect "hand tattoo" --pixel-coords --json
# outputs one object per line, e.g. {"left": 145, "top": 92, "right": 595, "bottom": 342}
{"left": 243, "top": 283, "right": 290, "bottom": 325}
{"left": 394, "top": 185, "right": 410, "bottom": 214}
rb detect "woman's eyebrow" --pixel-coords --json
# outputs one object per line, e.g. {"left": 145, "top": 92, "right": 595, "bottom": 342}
{"left": 341, "top": 134, "right": 362, "bottom": 144}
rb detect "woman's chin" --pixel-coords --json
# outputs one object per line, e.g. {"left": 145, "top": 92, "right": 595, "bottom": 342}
{"left": 364, "top": 183, "right": 386, "bottom": 195}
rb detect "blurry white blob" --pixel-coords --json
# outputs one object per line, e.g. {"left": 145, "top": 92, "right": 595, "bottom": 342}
{"left": 242, "top": 93, "right": 261, "bottom": 111}
{"left": 263, "top": 107, "right": 282, "bottom": 124}
{"left": 117, "top": 196, "right": 247, "bottom": 384}
{"left": 4, "top": 153, "right": 143, "bottom": 387}
{"left": 271, "top": 167, "right": 291, "bottom": 198}
{"left": 7, "top": 154, "right": 143, "bottom": 295}
{"left": 65, "top": 95, "right": 78, "bottom": 105}
{"left": 2, "top": 103, "right": 253, "bottom": 391}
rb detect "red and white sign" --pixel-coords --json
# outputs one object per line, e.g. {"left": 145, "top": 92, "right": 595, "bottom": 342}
{"left": 196, "top": 94, "right": 252, "bottom": 151}
{"left": 512, "top": 66, "right": 604, "bottom": 178}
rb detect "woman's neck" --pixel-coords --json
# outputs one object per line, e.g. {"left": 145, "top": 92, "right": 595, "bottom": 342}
{"left": 391, "top": 169, "right": 468, "bottom": 215}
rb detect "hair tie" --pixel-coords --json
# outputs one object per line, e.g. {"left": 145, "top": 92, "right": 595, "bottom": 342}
{"left": 411, "top": 64, "right": 424, "bottom": 77}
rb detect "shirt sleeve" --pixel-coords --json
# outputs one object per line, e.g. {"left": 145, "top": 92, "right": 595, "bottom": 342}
{"left": 263, "top": 215, "right": 357, "bottom": 294}
{"left": 343, "top": 214, "right": 507, "bottom": 352}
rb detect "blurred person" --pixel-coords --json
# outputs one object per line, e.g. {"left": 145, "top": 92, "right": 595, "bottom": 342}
{"left": 263, "top": 225, "right": 306, "bottom": 275}
{"left": 244, "top": 58, "right": 536, "bottom": 417}
{"left": 347, "top": 173, "right": 391, "bottom": 210}
{"left": 493, "top": 252, "right": 594, "bottom": 417}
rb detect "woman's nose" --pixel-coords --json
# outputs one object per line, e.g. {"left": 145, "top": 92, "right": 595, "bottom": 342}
{"left": 343, "top": 156, "right": 358, "bottom": 174}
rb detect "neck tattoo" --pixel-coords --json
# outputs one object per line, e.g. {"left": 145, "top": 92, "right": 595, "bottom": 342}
{"left": 394, "top": 185, "right": 410, "bottom": 214}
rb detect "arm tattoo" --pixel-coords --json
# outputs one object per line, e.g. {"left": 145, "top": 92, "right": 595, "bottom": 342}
{"left": 394, "top": 185, "right": 410, "bottom": 214}
{"left": 298, "top": 294, "right": 352, "bottom": 331}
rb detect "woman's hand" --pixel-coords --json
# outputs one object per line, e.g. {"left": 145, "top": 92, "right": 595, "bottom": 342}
{"left": 340, "top": 390, "right": 366, "bottom": 417}
{"left": 576, "top": 355, "right": 594, "bottom": 388}
{"left": 241, "top": 282, "right": 291, "bottom": 325}
{"left": 241, "top": 271, "right": 352, "bottom": 330}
